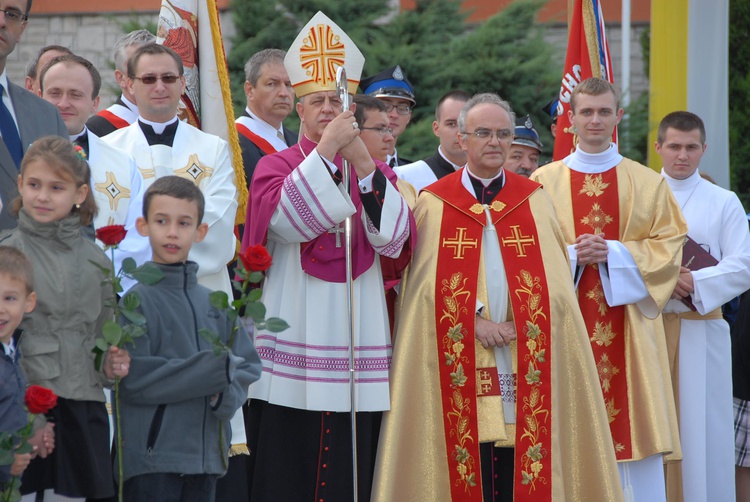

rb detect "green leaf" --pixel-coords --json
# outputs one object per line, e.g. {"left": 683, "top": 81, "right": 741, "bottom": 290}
{"left": 199, "top": 328, "right": 219, "bottom": 345}
{"left": 102, "top": 320, "right": 123, "bottom": 346}
{"left": 227, "top": 309, "right": 238, "bottom": 323}
{"left": 265, "top": 317, "right": 289, "bottom": 333}
{"left": 121, "top": 308, "right": 146, "bottom": 327}
{"left": 95, "top": 338, "right": 109, "bottom": 352}
{"left": 209, "top": 291, "right": 230, "bottom": 310}
{"left": 247, "top": 288, "right": 262, "bottom": 302}
{"left": 245, "top": 302, "right": 266, "bottom": 322}
{"left": 122, "top": 292, "right": 141, "bottom": 311}
{"left": 15, "top": 442, "right": 32, "bottom": 455}
{"left": 130, "top": 263, "right": 164, "bottom": 285}
{"left": 248, "top": 271, "right": 263, "bottom": 283}
{"left": 121, "top": 257, "right": 137, "bottom": 274}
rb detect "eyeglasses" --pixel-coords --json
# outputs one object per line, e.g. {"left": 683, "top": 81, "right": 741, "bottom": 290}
{"left": 360, "top": 126, "right": 394, "bottom": 136}
{"left": 0, "top": 8, "right": 27, "bottom": 26}
{"left": 130, "top": 74, "right": 182, "bottom": 85}
{"left": 462, "top": 129, "right": 514, "bottom": 141}
{"left": 384, "top": 103, "right": 411, "bottom": 115}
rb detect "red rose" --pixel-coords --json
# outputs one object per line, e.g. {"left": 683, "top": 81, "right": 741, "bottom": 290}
{"left": 25, "top": 386, "right": 58, "bottom": 415}
{"left": 96, "top": 225, "right": 128, "bottom": 248}
{"left": 240, "top": 245, "right": 273, "bottom": 272}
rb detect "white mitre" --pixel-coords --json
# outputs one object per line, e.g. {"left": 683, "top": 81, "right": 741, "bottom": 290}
{"left": 284, "top": 11, "right": 365, "bottom": 98}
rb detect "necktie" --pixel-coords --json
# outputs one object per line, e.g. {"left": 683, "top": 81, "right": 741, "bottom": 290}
{"left": 389, "top": 157, "right": 396, "bottom": 168}
{"left": 0, "top": 84, "right": 22, "bottom": 169}
{"left": 277, "top": 130, "right": 286, "bottom": 145}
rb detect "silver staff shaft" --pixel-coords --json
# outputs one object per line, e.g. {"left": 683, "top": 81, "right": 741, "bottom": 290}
{"left": 335, "top": 65, "right": 358, "bottom": 502}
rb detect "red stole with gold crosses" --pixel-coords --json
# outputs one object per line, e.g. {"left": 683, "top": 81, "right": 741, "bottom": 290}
{"left": 570, "top": 168, "right": 633, "bottom": 459}
{"left": 426, "top": 171, "right": 554, "bottom": 501}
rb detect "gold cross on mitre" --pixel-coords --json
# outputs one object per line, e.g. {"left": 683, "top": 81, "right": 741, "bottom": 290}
{"left": 284, "top": 12, "right": 365, "bottom": 98}
{"left": 442, "top": 227, "right": 478, "bottom": 259}
{"left": 502, "top": 225, "right": 536, "bottom": 258}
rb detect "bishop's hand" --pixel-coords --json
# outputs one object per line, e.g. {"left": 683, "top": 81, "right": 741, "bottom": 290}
{"left": 317, "top": 109, "right": 360, "bottom": 161}
{"left": 475, "top": 316, "right": 516, "bottom": 349}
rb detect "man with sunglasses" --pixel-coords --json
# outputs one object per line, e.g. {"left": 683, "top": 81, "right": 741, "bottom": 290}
{"left": 531, "top": 78, "right": 687, "bottom": 501}
{"left": 360, "top": 65, "right": 415, "bottom": 167}
{"left": 0, "top": 0, "right": 67, "bottom": 230}
{"left": 373, "top": 92, "right": 621, "bottom": 501}
{"left": 104, "top": 43, "right": 237, "bottom": 296}
{"left": 86, "top": 30, "right": 156, "bottom": 137}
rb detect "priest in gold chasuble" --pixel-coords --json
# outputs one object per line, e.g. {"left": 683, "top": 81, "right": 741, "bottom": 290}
{"left": 531, "top": 78, "right": 687, "bottom": 501}
{"left": 372, "top": 93, "right": 622, "bottom": 502}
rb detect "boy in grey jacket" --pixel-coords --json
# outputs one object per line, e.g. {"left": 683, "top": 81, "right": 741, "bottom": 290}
{"left": 118, "top": 176, "right": 261, "bottom": 502}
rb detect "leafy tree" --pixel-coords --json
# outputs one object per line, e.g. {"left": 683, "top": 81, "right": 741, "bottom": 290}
{"left": 399, "top": 0, "right": 559, "bottom": 160}
{"left": 730, "top": 0, "right": 750, "bottom": 208}
{"left": 226, "top": 0, "right": 560, "bottom": 161}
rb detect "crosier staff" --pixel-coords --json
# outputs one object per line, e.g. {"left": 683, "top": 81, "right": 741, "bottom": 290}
{"left": 335, "top": 65, "right": 359, "bottom": 502}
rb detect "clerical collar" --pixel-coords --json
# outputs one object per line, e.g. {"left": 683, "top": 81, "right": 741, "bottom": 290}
{"left": 661, "top": 167, "right": 701, "bottom": 190}
{"left": 564, "top": 143, "right": 623, "bottom": 174}
{"left": 437, "top": 145, "right": 463, "bottom": 170}
{"left": 138, "top": 118, "right": 179, "bottom": 147}
{"left": 69, "top": 127, "right": 87, "bottom": 143}
{"left": 245, "top": 107, "right": 285, "bottom": 140}
{"left": 139, "top": 115, "right": 178, "bottom": 134}
{"left": 462, "top": 167, "right": 504, "bottom": 204}
{"left": 121, "top": 94, "right": 138, "bottom": 113}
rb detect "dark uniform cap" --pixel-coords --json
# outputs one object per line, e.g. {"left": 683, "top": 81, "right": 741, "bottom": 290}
{"left": 513, "top": 115, "right": 543, "bottom": 153}
{"left": 360, "top": 65, "right": 416, "bottom": 105}
{"left": 542, "top": 98, "right": 560, "bottom": 121}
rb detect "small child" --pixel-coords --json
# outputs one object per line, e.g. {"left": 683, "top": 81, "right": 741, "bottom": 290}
{"left": 118, "top": 176, "right": 261, "bottom": 502}
{"left": 0, "top": 136, "right": 129, "bottom": 501}
{"left": 0, "top": 246, "right": 46, "bottom": 489}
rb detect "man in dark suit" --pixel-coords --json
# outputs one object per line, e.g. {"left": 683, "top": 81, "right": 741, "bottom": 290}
{"left": 235, "top": 48, "right": 297, "bottom": 186}
{"left": 0, "top": 0, "right": 67, "bottom": 229}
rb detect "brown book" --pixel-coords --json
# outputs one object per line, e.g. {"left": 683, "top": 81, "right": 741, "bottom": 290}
{"left": 680, "top": 236, "right": 719, "bottom": 311}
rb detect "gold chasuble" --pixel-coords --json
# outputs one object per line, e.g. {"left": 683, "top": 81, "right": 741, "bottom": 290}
{"left": 372, "top": 170, "right": 622, "bottom": 502}
{"left": 532, "top": 160, "right": 687, "bottom": 463}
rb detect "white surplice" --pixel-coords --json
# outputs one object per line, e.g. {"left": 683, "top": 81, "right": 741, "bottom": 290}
{"left": 249, "top": 148, "right": 411, "bottom": 412}
{"left": 104, "top": 119, "right": 237, "bottom": 295}
{"left": 662, "top": 168, "right": 750, "bottom": 502}
{"left": 86, "top": 128, "right": 144, "bottom": 238}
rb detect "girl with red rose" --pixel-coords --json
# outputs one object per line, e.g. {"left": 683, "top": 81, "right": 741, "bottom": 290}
{"left": 0, "top": 137, "right": 130, "bottom": 501}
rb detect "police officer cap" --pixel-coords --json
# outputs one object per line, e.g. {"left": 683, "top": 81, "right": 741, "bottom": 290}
{"left": 541, "top": 98, "right": 560, "bottom": 122}
{"left": 360, "top": 65, "right": 416, "bottom": 105}
{"left": 513, "top": 115, "right": 543, "bottom": 153}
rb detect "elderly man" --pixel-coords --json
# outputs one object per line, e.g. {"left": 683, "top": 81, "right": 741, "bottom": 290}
{"left": 531, "top": 78, "right": 687, "bottom": 501}
{"left": 361, "top": 64, "right": 415, "bottom": 167}
{"left": 394, "top": 90, "right": 470, "bottom": 192}
{"left": 104, "top": 43, "right": 237, "bottom": 295}
{"left": 243, "top": 12, "right": 414, "bottom": 502}
{"left": 503, "top": 115, "right": 543, "bottom": 178}
{"left": 373, "top": 93, "right": 621, "bottom": 502}
{"left": 39, "top": 54, "right": 142, "bottom": 237}
{"left": 0, "top": 0, "right": 67, "bottom": 230}
{"left": 86, "top": 29, "right": 156, "bottom": 137}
